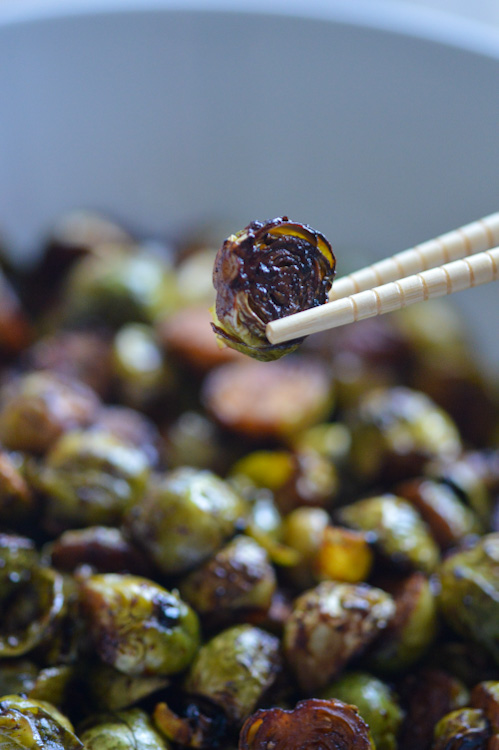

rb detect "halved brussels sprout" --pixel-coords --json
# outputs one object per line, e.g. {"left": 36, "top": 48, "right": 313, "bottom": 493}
{"left": 212, "top": 217, "right": 335, "bottom": 361}
{"left": 80, "top": 574, "right": 200, "bottom": 676}
{"left": 0, "top": 695, "right": 82, "bottom": 750}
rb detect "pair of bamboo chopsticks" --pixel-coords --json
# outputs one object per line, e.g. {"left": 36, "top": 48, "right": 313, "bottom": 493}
{"left": 266, "top": 213, "right": 499, "bottom": 345}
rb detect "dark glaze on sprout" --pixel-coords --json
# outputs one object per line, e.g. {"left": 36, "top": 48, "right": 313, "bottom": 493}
{"left": 212, "top": 218, "right": 336, "bottom": 361}
{"left": 239, "top": 698, "right": 374, "bottom": 750}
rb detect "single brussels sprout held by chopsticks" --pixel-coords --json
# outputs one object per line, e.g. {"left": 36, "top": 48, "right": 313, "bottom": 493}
{"left": 212, "top": 217, "right": 336, "bottom": 361}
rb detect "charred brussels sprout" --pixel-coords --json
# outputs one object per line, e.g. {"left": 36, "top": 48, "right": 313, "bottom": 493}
{"left": 239, "top": 698, "right": 374, "bottom": 750}
{"left": 0, "top": 371, "right": 100, "bottom": 454}
{"left": 349, "top": 387, "right": 461, "bottom": 484}
{"left": 179, "top": 535, "right": 276, "bottom": 625}
{"left": 438, "top": 533, "right": 499, "bottom": 663}
{"left": 283, "top": 581, "right": 395, "bottom": 691}
{"left": 127, "top": 468, "right": 247, "bottom": 575}
{"left": 184, "top": 624, "right": 281, "bottom": 724}
{"left": 432, "top": 708, "right": 491, "bottom": 749}
{"left": 80, "top": 708, "right": 170, "bottom": 750}
{"left": 47, "top": 526, "right": 150, "bottom": 575}
{"left": 211, "top": 217, "right": 335, "bottom": 361}
{"left": 80, "top": 574, "right": 200, "bottom": 676}
{"left": 36, "top": 430, "right": 150, "bottom": 533}
{"left": 338, "top": 494, "right": 440, "bottom": 573}
{"left": 0, "top": 695, "right": 82, "bottom": 750}
{"left": 321, "top": 672, "right": 404, "bottom": 750}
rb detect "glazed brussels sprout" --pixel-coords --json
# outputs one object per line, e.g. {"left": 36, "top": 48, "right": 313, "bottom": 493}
{"left": 0, "top": 695, "right": 82, "bottom": 750}
{"left": 211, "top": 217, "right": 335, "bottom": 361}
{"left": 349, "top": 387, "right": 461, "bottom": 484}
{"left": 321, "top": 672, "right": 404, "bottom": 750}
{"left": 432, "top": 708, "right": 491, "bottom": 749}
{"left": 91, "top": 405, "right": 161, "bottom": 468}
{"left": 179, "top": 535, "right": 276, "bottom": 625}
{"left": 36, "top": 430, "right": 150, "bottom": 533}
{"left": 80, "top": 708, "right": 170, "bottom": 750}
{"left": 127, "top": 467, "right": 248, "bottom": 574}
{"left": 0, "top": 371, "right": 100, "bottom": 454}
{"left": 283, "top": 581, "right": 395, "bottom": 691}
{"left": 239, "top": 698, "right": 374, "bottom": 750}
{"left": 203, "top": 357, "right": 333, "bottom": 442}
{"left": 0, "top": 533, "right": 38, "bottom": 599}
{"left": 184, "top": 624, "right": 282, "bottom": 724}
{"left": 338, "top": 494, "right": 440, "bottom": 573}
{"left": 438, "top": 533, "right": 499, "bottom": 663}
{"left": 47, "top": 526, "right": 150, "bottom": 575}
{"left": 79, "top": 574, "right": 200, "bottom": 676}
{"left": 153, "top": 699, "right": 227, "bottom": 749}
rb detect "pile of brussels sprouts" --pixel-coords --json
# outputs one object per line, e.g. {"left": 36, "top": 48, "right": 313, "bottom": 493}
{"left": 0, "top": 211, "right": 498, "bottom": 750}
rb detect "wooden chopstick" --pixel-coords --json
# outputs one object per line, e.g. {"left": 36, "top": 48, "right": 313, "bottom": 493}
{"left": 330, "top": 212, "right": 499, "bottom": 301}
{"left": 266, "top": 216, "right": 499, "bottom": 345}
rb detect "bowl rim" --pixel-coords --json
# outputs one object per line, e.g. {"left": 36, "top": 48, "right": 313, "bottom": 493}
{"left": 1, "top": 0, "right": 499, "bottom": 61}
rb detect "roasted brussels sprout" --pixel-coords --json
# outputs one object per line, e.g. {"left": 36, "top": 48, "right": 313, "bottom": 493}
{"left": 153, "top": 699, "right": 227, "bottom": 749}
{"left": 367, "top": 572, "right": 438, "bottom": 673}
{"left": 432, "top": 708, "right": 490, "bottom": 749}
{"left": 283, "top": 581, "right": 395, "bottom": 691}
{"left": 211, "top": 217, "right": 335, "bottom": 361}
{"left": 0, "top": 564, "right": 65, "bottom": 657}
{"left": 471, "top": 681, "right": 499, "bottom": 733}
{"left": 0, "top": 695, "right": 82, "bottom": 750}
{"left": 60, "top": 245, "right": 179, "bottom": 327}
{"left": 80, "top": 708, "right": 170, "bottom": 750}
{"left": 79, "top": 574, "right": 200, "bottom": 676}
{"left": 91, "top": 405, "right": 161, "bottom": 468}
{"left": 86, "top": 664, "right": 169, "bottom": 711}
{"left": 184, "top": 624, "right": 281, "bottom": 724}
{"left": 349, "top": 387, "right": 461, "bottom": 484}
{"left": 0, "top": 533, "right": 38, "bottom": 599}
{"left": 36, "top": 430, "right": 150, "bottom": 533}
{"left": 165, "top": 411, "right": 223, "bottom": 471}
{"left": 0, "top": 450, "right": 35, "bottom": 527}
{"left": 203, "top": 357, "right": 333, "bottom": 442}
{"left": 47, "top": 526, "right": 150, "bottom": 575}
{"left": 438, "top": 533, "right": 499, "bottom": 663}
{"left": 396, "top": 478, "right": 482, "bottom": 550}
{"left": 338, "top": 494, "right": 440, "bottom": 573}
{"left": 127, "top": 467, "right": 247, "bottom": 574}
{"left": 321, "top": 672, "right": 404, "bottom": 750}
{"left": 0, "top": 371, "right": 100, "bottom": 454}
{"left": 179, "top": 535, "right": 276, "bottom": 625}
{"left": 239, "top": 698, "right": 374, "bottom": 750}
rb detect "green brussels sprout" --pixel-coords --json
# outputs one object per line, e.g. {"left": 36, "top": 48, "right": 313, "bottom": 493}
{"left": 0, "top": 451, "right": 35, "bottom": 527}
{"left": 338, "top": 494, "right": 440, "bottom": 573}
{"left": 321, "top": 672, "right": 404, "bottom": 750}
{"left": 0, "top": 534, "right": 39, "bottom": 600}
{"left": 438, "top": 533, "right": 499, "bottom": 663}
{"left": 184, "top": 624, "right": 282, "bottom": 724}
{"left": 211, "top": 217, "right": 335, "bottom": 361}
{"left": 179, "top": 535, "right": 276, "bottom": 624}
{"left": 0, "top": 371, "right": 100, "bottom": 454}
{"left": 0, "top": 695, "right": 82, "bottom": 750}
{"left": 0, "top": 660, "right": 74, "bottom": 708}
{"left": 349, "top": 387, "right": 461, "bottom": 484}
{"left": 127, "top": 468, "right": 247, "bottom": 575}
{"left": 80, "top": 574, "right": 200, "bottom": 676}
{"left": 80, "top": 708, "right": 170, "bottom": 750}
{"left": 36, "top": 430, "right": 150, "bottom": 533}
{"left": 292, "top": 422, "right": 352, "bottom": 468}
{"left": 112, "top": 323, "right": 174, "bottom": 409}
{"left": 86, "top": 664, "right": 169, "bottom": 711}
{"left": 0, "top": 659, "right": 38, "bottom": 696}
{"left": 283, "top": 581, "right": 395, "bottom": 692}
{"left": 61, "top": 246, "right": 179, "bottom": 327}
{"left": 432, "top": 708, "right": 490, "bottom": 749}
{"left": 367, "top": 572, "right": 438, "bottom": 674}
{"left": 165, "top": 411, "right": 222, "bottom": 472}
{"left": 0, "top": 565, "right": 65, "bottom": 658}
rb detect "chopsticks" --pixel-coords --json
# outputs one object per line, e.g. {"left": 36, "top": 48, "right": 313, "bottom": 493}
{"left": 266, "top": 213, "right": 499, "bottom": 345}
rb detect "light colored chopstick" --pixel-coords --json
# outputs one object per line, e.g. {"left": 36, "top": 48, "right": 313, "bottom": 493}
{"left": 330, "top": 212, "right": 499, "bottom": 300}
{"left": 266, "top": 246, "right": 499, "bottom": 346}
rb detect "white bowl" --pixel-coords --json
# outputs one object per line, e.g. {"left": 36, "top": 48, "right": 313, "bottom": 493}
{"left": 1, "top": 0, "right": 498, "bottom": 368}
